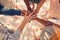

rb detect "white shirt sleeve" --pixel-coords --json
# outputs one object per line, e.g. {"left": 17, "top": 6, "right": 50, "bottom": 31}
{"left": 0, "top": 20, "right": 21, "bottom": 40}
{"left": 8, "top": 29, "right": 21, "bottom": 40}
{"left": 40, "top": 26, "right": 55, "bottom": 40}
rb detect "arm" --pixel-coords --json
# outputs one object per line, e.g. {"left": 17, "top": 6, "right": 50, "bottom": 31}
{"left": 7, "top": 12, "right": 36, "bottom": 40}
{"left": 24, "top": 0, "right": 33, "bottom": 12}
{"left": 35, "top": 17, "right": 47, "bottom": 26}
{"left": 18, "top": 19, "right": 29, "bottom": 32}
{"left": 17, "top": 11, "right": 36, "bottom": 32}
{"left": 25, "top": 0, "right": 60, "bottom": 27}
{"left": 35, "top": 17, "right": 60, "bottom": 27}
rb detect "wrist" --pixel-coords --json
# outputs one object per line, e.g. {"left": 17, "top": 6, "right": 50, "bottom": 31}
{"left": 18, "top": 20, "right": 28, "bottom": 32}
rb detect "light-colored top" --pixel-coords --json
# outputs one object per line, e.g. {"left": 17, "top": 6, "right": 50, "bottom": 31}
{"left": 40, "top": 26, "right": 55, "bottom": 40}
{"left": 0, "top": 21, "right": 21, "bottom": 40}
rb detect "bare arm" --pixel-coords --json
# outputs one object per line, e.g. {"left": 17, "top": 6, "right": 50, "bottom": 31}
{"left": 24, "top": 0, "right": 33, "bottom": 12}
{"left": 35, "top": 17, "right": 60, "bottom": 27}
{"left": 17, "top": 11, "right": 36, "bottom": 32}
{"left": 35, "top": 17, "right": 47, "bottom": 26}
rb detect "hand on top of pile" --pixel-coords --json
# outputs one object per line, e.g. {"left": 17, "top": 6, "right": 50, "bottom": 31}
{"left": 22, "top": 10, "right": 33, "bottom": 16}
{"left": 23, "top": 10, "right": 37, "bottom": 23}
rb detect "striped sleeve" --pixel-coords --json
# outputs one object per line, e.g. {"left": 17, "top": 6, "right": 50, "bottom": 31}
{"left": 8, "top": 30, "right": 21, "bottom": 40}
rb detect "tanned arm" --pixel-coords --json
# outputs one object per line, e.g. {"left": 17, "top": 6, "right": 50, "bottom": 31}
{"left": 24, "top": 0, "right": 33, "bottom": 12}
{"left": 17, "top": 11, "right": 36, "bottom": 32}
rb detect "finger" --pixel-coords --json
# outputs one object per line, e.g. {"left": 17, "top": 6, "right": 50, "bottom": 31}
{"left": 31, "top": 16, "right": 36, "bottom": 19}
{"left": 25, "top": 11, "right": 27, "bottom": 16}
{"left": 22, "top": 10, "right": 26, "bottom": 14}
{"left": 21, "top": 10, "right": 26, "bottom": 16}
{"left": 32, "top": 16, "right": 37, "bottom": 20}
{"left": 33, "top": 16, "right": 37, "bottom": 19}
{"left": 29, "top": 13, "right": 37, "bottom": 20}
{"left": 28, "top": 10, "right": 35, "bottom": 16}
{"left": 30, "top": 16, "right": 36, "bottom": 21}
{"left": 27, "top": 10, "right": 31, "bottom": 16}
{"left": 31, "top": 13, "right": 37, "bottom": 17}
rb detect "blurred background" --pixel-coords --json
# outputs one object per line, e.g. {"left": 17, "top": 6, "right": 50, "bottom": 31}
{"left": 0, "top": 0, "right": 53, "bottom": 40}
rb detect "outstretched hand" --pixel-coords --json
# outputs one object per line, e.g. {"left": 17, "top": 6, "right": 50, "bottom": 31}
{"left": 18, "top": 11, "right": 37, "bottom": 32}
{"left": 23, "top": 11, "right": 37, "bottom": 23}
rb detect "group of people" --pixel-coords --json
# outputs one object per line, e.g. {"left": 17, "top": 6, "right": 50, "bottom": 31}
{"left": 0, "top": 0, "right": 60, "bottom": 40}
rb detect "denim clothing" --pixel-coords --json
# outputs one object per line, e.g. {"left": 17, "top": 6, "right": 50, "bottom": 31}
{"left": 0, "top": 4, "right": 21, "bottom": 16}
{"left": 0, "top": 21, "right": 21, "bottom": 40}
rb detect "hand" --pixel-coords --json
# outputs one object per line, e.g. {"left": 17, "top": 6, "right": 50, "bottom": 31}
{"left": 22, "top": 10, "right": 31, "bottom": 16}
{"left": 23, "top": 11, "right": 37, "bottom": 23}
{"left": 18, "top": 11, "right": 37, "bottom": 32}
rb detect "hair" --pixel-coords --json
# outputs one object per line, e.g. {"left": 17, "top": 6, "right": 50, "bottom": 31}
{"left": 50, "top": 26, "right": 60, "bottom": 40}
{"left": 50, "top": 34, "right": 58, "bottom": 40}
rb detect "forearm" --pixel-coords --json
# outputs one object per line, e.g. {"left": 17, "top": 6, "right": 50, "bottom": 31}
{"left": 35, "top": 17, "right": 47, "bottom": 26}
{"left": 18, "top": 20, "right": 28, "bottom": 32}
{"left": 24, "top": 0, "right": 33, "bottom": 12}
{"left": 35, "top": 17, "right": 60, "bottom": 27}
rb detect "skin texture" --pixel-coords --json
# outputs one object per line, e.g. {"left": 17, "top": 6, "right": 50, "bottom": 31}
{"left": 24, "top": 0, "right": 33, "bottom": 12}
{"left": 15, "top": 0, "right": 60, "bottom": 40}
{"left": 23, "top": 0, "right": 60, "bottom": 40}
{"left": 17, "top": 11, "right": 36, "bottom": 32}
{"left": 1, "top": 0, "right": 60, "bottom": 40}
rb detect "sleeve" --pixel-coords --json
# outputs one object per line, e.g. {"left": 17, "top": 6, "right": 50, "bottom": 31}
{"left": 0, "top": 21, "right": 21, "bottom": 40}
{"left": 40, "top": 26, "right": 55, "bottom": 40}
{"left": 8, "top": 29, "right": 21, "bottom": 40}
{"left": 1, "top": 8, "right": 22, "bottom": 16}
{"left": 0, "top": 4, "right": 4, "bottom": 13}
